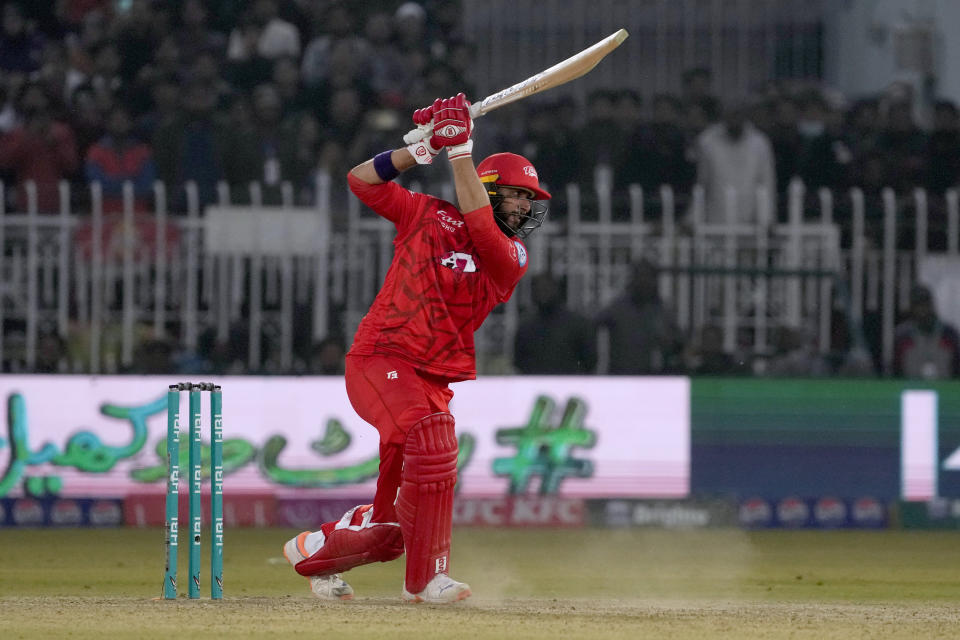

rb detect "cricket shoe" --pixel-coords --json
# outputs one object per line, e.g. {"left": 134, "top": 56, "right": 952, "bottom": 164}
{"left": 283, "top": 531, "right": 354, "bottom": 601}
{"left": 402, "top": 574, "right": 471, "bottom": 604}
{"left": 309, "top": 574, "right": 354, "bottom": 601}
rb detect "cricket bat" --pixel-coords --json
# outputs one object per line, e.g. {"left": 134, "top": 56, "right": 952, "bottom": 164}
{"left": 403, "top": 28, "right": 630, "bottom": 144}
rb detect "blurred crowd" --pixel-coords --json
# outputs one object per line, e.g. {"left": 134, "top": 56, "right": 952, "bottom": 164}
{"left": 2, "top": 1, "right": 959, "bottom": 222}
{"left": 0, "top": 0, "right": 472, "bottom": 216}
{"left": 2, "top": 0, "right": 959, "bottom": 378}
{"left": 523, "top": 72, "right": 960, "bottom": 251}
{"left": 514, "top": 266, "right": 959, "bottom": 381}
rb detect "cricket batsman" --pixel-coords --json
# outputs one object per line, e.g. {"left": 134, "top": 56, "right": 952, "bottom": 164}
{"left": 283, "top": 93, "right": 551, "bottom": 603}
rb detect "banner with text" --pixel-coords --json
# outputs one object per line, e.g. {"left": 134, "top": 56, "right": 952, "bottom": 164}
{"left": 0, "top": 376, "right": 690, "bottom": 500}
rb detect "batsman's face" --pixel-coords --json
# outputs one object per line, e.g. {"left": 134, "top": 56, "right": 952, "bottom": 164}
{"left": 497, "top": 187, "right": 533, "bottom": 230}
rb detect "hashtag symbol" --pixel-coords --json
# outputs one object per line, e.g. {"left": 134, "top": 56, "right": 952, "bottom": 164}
{"left": 492, "top": 396, "right": 596, "bottom": 494}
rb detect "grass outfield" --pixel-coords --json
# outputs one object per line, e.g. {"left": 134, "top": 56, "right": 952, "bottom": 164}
{"left": 1, "top": 527, "right": 959, "bottom": 639}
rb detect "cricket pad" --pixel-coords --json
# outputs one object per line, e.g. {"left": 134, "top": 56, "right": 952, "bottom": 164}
{"left": 396, "top": 412, "right": 459, "bottom": 594}
{"left": 294, "top": 504, "right": 404, "bottom": 577}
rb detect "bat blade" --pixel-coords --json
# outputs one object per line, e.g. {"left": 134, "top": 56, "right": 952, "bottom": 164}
{"left": 472, "top": 28, "right": 629, "bottom": 117}
{"left": 403, "top": 29, "right": 629, "bottom": 144}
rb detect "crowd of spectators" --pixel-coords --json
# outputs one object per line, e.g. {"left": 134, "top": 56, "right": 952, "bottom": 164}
{"left": 514, "top": 267, "right": 960, "bottom": 380}
{"left": 2, "top": 1, "right": 959, "bottom": 224}
{"left": 523, "top": 73, "right": 960, "bottom": 250}
{"left": 2, "top": 0, "right": 959, "bottom": 378}
{"left": 0, "top": 0, "right": 471, "bottom": 219}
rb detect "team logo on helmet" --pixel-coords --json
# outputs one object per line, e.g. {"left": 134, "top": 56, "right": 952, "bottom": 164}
{"left": 522, "top": 165, "right": 538, "bottom": 178}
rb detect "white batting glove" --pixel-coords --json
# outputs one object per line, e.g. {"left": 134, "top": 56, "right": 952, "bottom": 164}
{"left": 406, "top": 138, "right": 441, "bottom": 165}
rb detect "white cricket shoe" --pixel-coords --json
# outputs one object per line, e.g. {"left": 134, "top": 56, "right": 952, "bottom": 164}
{"left": 282, "top": 531, "right": 310, "bottom": 566}
{"left": 402, "top": 574, "right": 471, "bottom": 604}
{"left": 309, "top": 574, "right": 354, "bottom": 601}
{"left": 282, "top": 531, "right": 354, "bottom": 601}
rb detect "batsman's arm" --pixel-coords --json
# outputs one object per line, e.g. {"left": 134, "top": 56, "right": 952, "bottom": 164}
{"left": 348, "top": 147, "right": 431, "bottom": 227}
{"left": 451, "top": 156, "right": 526, "bottom": 293}
{"left": 449, "top": 155, "right": 488, "bottom": 213}
{"left": 350, "top": 148, "right": 420, "bottom": 185}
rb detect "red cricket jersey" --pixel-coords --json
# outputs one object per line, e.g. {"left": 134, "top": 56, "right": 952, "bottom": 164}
{"left": 347, "top": 172, "right": 529, "bottom": 381}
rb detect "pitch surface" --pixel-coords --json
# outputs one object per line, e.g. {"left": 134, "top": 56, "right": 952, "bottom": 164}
{"left": 1, "top": 528, "right": 958, "bottom": 639}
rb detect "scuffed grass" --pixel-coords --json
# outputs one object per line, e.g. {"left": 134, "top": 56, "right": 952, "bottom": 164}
{"left": 1, "top": 528, "right": 959, "bottom": 639}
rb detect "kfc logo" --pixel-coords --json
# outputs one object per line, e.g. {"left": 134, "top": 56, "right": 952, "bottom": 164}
{"left": 439, "top": 251, "right": 477, "bottom": 273}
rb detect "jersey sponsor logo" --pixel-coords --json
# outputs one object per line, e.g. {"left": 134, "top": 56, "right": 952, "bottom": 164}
{"left": 440, "top": 251, "right": 477, "bottom": 273}
{"left": 386, "top": 370, "right": 398, "bottom": 380}
{"left": 435, "top": 210, "right": 464, "bottom": 233}
{"left": 513, "top": 241, "right": 527, "bottom": 267}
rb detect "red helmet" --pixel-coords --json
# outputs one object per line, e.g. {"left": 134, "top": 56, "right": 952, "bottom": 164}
{"left": 476, "top": 153, "right": 551, "bottom": 200}
{"left": 476, "top": 153, "right": 550, "bottom": 239}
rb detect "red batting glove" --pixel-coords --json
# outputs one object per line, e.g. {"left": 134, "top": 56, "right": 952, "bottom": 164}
{"left": 406, "top": 98, "right": 443, "bottom": 165}
{"left": 412, "top": 98, "right": 442, "bottom": 126}
{"left": 430, "top": 93, "right": 474, "bottom": 161}
{"left": 429, "top": 93, "right": 472, "bottom": 148}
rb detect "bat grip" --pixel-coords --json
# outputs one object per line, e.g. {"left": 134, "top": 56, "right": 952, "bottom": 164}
{"left": 401, "top": 103, "right": 484, "bottom": 145}
{"left": 403, "top": 124, "right": 433, "bottom": 145}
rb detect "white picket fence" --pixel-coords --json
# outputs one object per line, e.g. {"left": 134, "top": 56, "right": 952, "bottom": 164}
{"left": 1, "top": 173, "right": 957, "bottom": 375}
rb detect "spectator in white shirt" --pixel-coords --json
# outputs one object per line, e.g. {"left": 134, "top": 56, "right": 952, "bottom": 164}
{"left": 255, "top": 0, "right": 300, "bottom": 59}
{"left": 693, "top": 101, "right": 776, "bottom": 226}
{"left": 228, "top": 0, "right": 300, "bottom": 62}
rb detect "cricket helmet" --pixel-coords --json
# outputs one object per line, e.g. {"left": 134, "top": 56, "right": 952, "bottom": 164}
{"left": 476, "top": 152, "right": 550, "bottom": 239}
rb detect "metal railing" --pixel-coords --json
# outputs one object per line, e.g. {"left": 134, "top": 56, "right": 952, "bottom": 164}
{"left": 0, "top": 178, "right": 334, "bottom": 374}
{"left": 1, "top": 174, "right": 957, "bottom": 375}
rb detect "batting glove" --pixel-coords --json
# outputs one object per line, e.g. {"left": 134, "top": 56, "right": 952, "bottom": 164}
{"left": 431, "top": 93, "right": 474, "bottom": 161}
{"left": 407, "top": 98, "right": 443, "bottom": 164}
{"left": 406, "top": 137, "right": 441, "bottom": 164}
{"left": 406, "top": 98, "right": 443, "bottom": 164}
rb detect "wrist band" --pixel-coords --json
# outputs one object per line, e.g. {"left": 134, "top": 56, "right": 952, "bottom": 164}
{"left": 373, "top": 150, "right": 400, "bottom": 181}
{"left": 447, "top": 139, "right": 473, "bottom": 161}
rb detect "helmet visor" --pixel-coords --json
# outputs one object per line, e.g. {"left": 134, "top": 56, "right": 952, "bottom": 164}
{"left": 511, "top": 200, "right": 548, "bottom": 239}
{"left": 489, "top": 188, "right": 548, "bottom": 239}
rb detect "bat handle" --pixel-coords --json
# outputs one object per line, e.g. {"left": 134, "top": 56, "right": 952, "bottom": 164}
{"left": 401, "top": 103, "right": 485, "bottom": 145}
{"left": 402, "top": 124, "right": 433, "bottom": 145}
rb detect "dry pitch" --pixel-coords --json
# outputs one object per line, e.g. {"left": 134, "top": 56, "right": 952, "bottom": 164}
{"left": 1, "top": 527, "right": 958, "bottom": 639}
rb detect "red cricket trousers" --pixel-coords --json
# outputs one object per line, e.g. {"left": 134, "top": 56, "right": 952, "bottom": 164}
{"left": 344, "top": 353, "right": 455, "bottom": 522}
{"left": 294, "top": 354, "right": 459, "bottom": 588}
